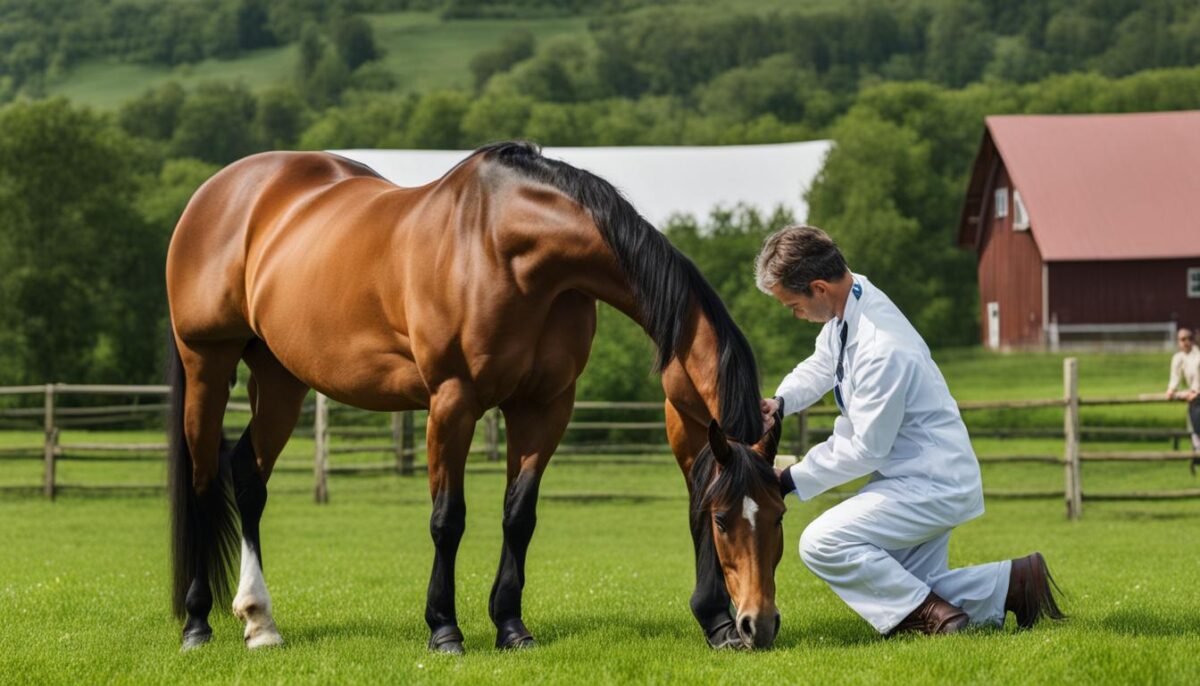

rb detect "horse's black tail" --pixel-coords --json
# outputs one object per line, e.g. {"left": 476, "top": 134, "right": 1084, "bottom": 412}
{"left": 168, "top": 331, "right": 239, "bottom": 620}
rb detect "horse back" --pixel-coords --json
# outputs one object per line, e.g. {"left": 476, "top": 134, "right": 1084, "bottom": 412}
{"left": 166, "top": 152, "right": 392, "bottom": 342}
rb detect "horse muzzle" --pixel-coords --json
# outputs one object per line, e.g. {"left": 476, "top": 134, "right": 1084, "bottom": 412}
{"left": 736, "top": 607, "right": 781, "bottom": 649}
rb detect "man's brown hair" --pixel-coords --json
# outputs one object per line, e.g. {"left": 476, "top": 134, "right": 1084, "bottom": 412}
{"left": 754, "top": 225, "right": 848, "bottom": 296}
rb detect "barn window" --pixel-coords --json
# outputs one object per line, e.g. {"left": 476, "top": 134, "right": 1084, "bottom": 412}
{"left": 1013, "top": 190, "right": 1029, "bottom": 231}
{"left": 994, "top": 187, "right": 1008, "bottom": 218}
{"left": 1189, "top": 268, "right": 1200, "bottom": 298}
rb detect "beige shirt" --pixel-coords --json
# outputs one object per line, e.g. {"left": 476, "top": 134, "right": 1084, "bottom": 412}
{"left": 1168, "top": 347, "right": 1200, "bottom": 394}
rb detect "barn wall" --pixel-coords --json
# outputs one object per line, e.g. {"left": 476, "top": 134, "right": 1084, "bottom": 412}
{"left": 976, "top": 165, "right": 1045, "bottom": 348}
{"left": 1049, "top": 259, "right": 1200, "bottom": 328}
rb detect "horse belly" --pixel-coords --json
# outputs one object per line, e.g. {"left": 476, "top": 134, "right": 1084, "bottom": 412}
{"left": 247, "top": 266, "right": 428, "bottom": 411}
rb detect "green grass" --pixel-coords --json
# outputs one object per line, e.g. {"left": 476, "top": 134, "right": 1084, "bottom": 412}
{"left": 43, "top": 47, "right": 299, "bottom": 110}
{"left": 2, "top": 348, "right": 1198, "bottom": 682}
{"left": 3, "top": 455, "right": 1200, "bottom": 684}
{"left": 44, "top": 11, "right": 589, "bottom": 109}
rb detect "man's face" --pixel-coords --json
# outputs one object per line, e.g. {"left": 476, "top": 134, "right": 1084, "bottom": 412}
{"left": 1180, "top": 329, "right": 1195, "bottom": 353}
{"left": 769, "top": 282, "right": 836, "bottom": 323}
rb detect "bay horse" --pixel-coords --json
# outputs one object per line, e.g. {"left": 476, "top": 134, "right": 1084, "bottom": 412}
{"left": 165, "top": 141, "right": 786, "bottom": 654}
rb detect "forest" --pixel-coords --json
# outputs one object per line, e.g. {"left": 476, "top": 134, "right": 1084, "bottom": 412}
{"left": 2, "top": 0, "right": 1198, "bottom": 397}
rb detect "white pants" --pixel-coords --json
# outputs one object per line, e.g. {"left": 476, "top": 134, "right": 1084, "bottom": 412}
{"left": 799, "top": 485, "right": 1010, "bottom": 634}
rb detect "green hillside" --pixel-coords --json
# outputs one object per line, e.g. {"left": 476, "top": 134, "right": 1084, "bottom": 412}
{"left": 45, "top": 11, "right": 589, "bottom": 109}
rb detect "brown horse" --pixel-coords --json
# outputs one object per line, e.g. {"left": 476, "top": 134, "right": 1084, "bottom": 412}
{"left": 165, "top": 142, "right": 786, "bottom": 654}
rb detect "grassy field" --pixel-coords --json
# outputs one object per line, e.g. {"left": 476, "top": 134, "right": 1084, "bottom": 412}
{"left": 3, "top": 349, "right": 1199, "bottom": 683}
{"left": 3, "top": 456, "right": 1200, "bottom": 684}
{"left": 44, "top": 11, "right": 589, "bottom": 110}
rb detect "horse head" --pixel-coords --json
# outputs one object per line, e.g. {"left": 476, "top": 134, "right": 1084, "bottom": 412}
{"left": 693, "top": 415, "right": 785, "bottom": 649}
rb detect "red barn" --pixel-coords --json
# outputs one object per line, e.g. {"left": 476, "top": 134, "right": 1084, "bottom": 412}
{"left": 957, "top": 111, "right": 1200, "bottom": 350}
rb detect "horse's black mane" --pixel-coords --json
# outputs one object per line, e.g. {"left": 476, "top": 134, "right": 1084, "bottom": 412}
{"left": 476, "top": 140, "right": 762, "bottom": 444}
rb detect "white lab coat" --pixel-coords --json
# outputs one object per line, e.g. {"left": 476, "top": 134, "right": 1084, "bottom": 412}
{"left": 776, "top": 274, "right": 1009, "bottom": 633}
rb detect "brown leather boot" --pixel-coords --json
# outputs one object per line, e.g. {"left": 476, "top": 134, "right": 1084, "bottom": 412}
{"left": 1006, "top": 552, "right": 1065, "bottom": 628}
{"left": 886, "top": 592, "right": 969, "bottom": 637}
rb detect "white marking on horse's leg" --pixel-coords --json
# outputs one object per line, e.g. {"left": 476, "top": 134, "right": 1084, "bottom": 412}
{"left": 742, "top": 496, "right": 759, "bottom": 531}
{"left": 232, "top": 539, "right": 284, "bottom": 649}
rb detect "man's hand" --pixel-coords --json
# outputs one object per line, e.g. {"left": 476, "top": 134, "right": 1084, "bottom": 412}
{"left": 761, "top": 397, "right": 780, "bottom": 432}
{"left": 1187, "top": 390, "right": 1198, "bottom": 403}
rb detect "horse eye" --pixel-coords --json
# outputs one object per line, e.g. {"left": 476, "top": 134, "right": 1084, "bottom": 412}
{"left": 714, "top": 513, "right": 728, "bottom": 533}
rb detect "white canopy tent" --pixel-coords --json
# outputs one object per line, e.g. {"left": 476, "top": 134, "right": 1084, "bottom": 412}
{"left": 332, "top": 141, "right": 832, "bottom": 226}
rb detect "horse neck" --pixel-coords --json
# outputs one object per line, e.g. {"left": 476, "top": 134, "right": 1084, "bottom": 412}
{"left": 660, "top": 303, "right": 722, "bottom": 425}
{"left": 590, "top": 276, "right": 721, "bottom": 424}
{"left": 570, "top": 238, "right": 721, "bottom": 425}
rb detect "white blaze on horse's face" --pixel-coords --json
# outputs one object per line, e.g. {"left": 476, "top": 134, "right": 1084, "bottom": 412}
{"left": 742, "top": 496, "right": 760, "bottom": 531}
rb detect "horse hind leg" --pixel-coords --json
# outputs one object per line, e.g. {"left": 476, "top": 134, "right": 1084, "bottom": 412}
{"left": 172, "top": 337, "right": 245, "bottom": 651}
{"left": 231, "top": 340, "right": 309, "bottom": 649}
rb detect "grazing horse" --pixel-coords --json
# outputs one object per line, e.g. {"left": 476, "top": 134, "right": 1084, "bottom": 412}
{"left": 165, "top": 142, "right": 786, "bottom": 653}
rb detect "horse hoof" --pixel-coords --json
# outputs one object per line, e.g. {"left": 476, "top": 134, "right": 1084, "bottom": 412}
{"left": 246, "top": 630, "right": 285, "bottom": 650}
{"left": 181, "top": 630, "right": 212, "bottom": 652}
{"left": 706, "top": 621, "right": 746, "bottom": 651}
{"left": 495, "top": 619, "right": 536, "bottom": 650}
{"left": 428, "top": 625, "right": 465, "bottom": 655}
{"left": 498, "top": 634, "right": 537, "bottom": 650}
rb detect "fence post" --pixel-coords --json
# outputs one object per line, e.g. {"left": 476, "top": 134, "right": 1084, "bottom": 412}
{"left": 792, "top": 410, "right": 809, "bottom": 458}
{"left": 43, "top": 384, "right": 57, "bottom": 500}
{"left": 485, "top": 409, "right": 500, "bottom": 462}
{"left": 1063, "top": 358, "right": 1082, "bottom": 520}
{"left": 314, "top": 392, "right": 329, "bottom": 504}
{"left": 392, "top": 411, "right": 415, "bottom": 476}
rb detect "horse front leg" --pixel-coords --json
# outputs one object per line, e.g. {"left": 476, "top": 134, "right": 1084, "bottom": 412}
{"left": 424, "top": 380, "right": 481, "bottom": 654}
{"left": 488, "top": 387, "right": 576, "bottom": 649}
{"left": 665, "top": 400, "right": 741, "bottom": 649}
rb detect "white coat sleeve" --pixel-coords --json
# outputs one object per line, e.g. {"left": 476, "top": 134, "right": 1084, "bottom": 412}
{"left": 787, "top": 350, "right": 914, "bottom": 501}
{"left": 774, "top": 323, "right": 836, "bottom": 416}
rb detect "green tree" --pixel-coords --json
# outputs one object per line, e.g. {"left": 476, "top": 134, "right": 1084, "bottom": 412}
{"left": 305, "top": 50, "right": 352, "bottom": 108}
{"left": 404, "top": 91, "right": 470, "bottom": 149}
{"left": 298, "top": 92, "right": 417, "bottom": 149}
{"left": 460, "top": 94, "right": 535, "bottom": 147}
{"left": 523, "top": 101, "right": 599, "bottom": 145}
{"left": 0, "top": 99, "right": 152, "bottom": 383}
{"left": 806, "top": 106, "right": 976, "bottom": 345}
{"left": 256, "top": 86, "right": 309, "bottom": 149}
{"left": 297, "top": 21, "right": 324, "bottom": 81}
{"left": 118, "top": 82, "right": 187, "bottom": 142}
{"left": 331, "top": 14, "right": 380, "bottom": 71}
{"left": 487, "top": 36, "right": 602, "bottom": 103}
{"left": 468, "top": 29, "right": 535, "bottom": 91}
{"left": 170, "top": 81, "right": 261, "bottom": 165}
{"left": 926, "top": 0, "right": 994, "bottom": 88}
{"left": 697, "top": 54, "right": 835, "bottom": 126}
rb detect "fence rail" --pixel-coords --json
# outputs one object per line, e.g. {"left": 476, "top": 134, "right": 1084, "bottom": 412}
{"left": 1, "top": 362, "right": 1196, "bottom": 516}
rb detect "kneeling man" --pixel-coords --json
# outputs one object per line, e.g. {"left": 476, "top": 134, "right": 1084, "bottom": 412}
{"left": 756, "top": 226, "right": 1063, "bottom": 636}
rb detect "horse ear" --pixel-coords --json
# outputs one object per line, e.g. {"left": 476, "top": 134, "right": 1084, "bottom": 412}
{"left": 707, "top": 419, "right": 732, "bottom": 465}
{"left": 754, "top": 409, "right": 782, "bottom": 458}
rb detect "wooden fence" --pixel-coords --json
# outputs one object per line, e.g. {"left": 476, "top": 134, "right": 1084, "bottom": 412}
{"left": 2, "top": 357, "right": 1197, "bottom": 518}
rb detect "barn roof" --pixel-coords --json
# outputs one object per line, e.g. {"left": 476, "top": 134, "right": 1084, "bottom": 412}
{"left": 957, "top": 111, "right": 1200, "bottom": 261}
{"left": 333, "top": 141, "right": 832, "bottom": 226}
